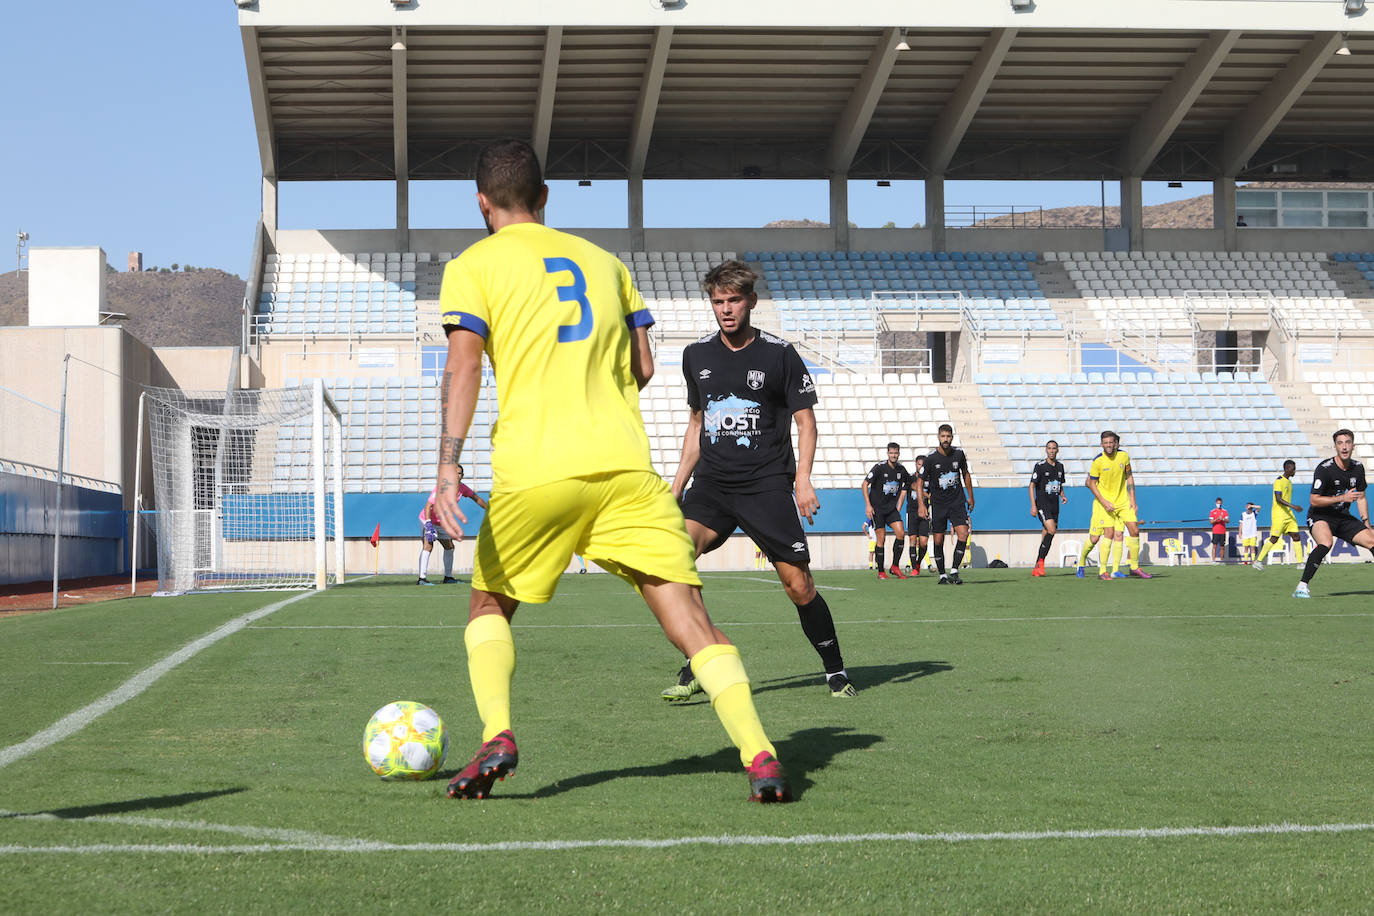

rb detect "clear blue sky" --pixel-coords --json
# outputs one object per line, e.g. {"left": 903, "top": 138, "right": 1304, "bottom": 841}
{"left": 3, "top": 3, "right": 1210, "bottom": 278}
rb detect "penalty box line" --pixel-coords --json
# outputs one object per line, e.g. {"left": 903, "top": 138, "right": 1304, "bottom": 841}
{"left": 0, "top": 590, "right": 317, "bottom": 771}
{"left": 2, "top": 819, "right": 1374, "bottom": 856}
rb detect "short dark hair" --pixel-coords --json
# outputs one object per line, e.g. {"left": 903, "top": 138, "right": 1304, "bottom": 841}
{"left": 938, "top": 423, "right": 953, "bottom": 435}
{"left": 702, "top": 260, "right": 759, "bottom": 297}
{"left": 1046, "top": 439, "right": 1059, "bottom": 448}
{"left": 1334, "top": 428, "right": 1355, "bottom": 443}
{"left": 457, "top": 464, "right": 465, "bottom": 474}
{"left": 1215, "top": 497, "right": 1223, "bottom": 503}
{"left": 1100, "top": 430, "right": 1119, "bottom": 443}
{"left": 476, "top": 139, "right": 544, "bottom": 213}
{"left": 1283, "top": 459, "right": 1296, "bottom": 471}
{"left": 886, "top": 441, "right": 900, "bottom": 450}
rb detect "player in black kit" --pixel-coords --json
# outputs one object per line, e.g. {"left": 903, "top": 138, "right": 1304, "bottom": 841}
{"left": 1028, "top": 440, "right": 1068, "bottom": 577}
{"left": 1293, "top": 428, "right": 1373, "bottom": 599}
{"left": 906, "top": 454, "right": 931, "bottom": 575}
{"left": 916, "top": 424, "right": 975, "bottom": 585}
{"left": 862, "top": 443, "right": 912, "bottom": 579}
{"left": 663, "top": 260, "right": 857, "bottom": 699}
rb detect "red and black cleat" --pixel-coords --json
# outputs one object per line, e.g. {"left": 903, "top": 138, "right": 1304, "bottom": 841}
{"left": 447, "top": 729, "right": 518, "bottom": 800}
{"left": 746, "top": 751, "right": 794, "bottom": 803}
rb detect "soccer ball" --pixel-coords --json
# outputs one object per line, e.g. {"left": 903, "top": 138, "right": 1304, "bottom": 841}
{"left": 363, "top": 701, "right": 448, "bottom": 780}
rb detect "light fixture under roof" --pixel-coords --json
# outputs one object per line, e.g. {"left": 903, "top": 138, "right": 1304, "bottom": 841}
{"left": 895, "top": 29, "right": 911, "bottom": 52}
{"left": 1336, "top": 36, "right": 1352, "bottom": 56}
{"left": 1345, "top": 0, "right": 1365, "bottom": 15}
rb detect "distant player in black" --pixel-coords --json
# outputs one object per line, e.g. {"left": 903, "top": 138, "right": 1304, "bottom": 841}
{"left": 1028, "top": 440, "right": 1068, "bottom": 577}
{"left": 906, "top": 454, "right": 931, "bottom": 575}
{"left": 917, "top": 423, "right": 975, "bottom": 585}
{"left": 665, "top": 260, "right": 856, "bottom": 698}
{"left": 1293, "top": 428, "right": 1373, "bottom": 599}
{"left": 862, "top": 443, "right": 912, "bottom": 579}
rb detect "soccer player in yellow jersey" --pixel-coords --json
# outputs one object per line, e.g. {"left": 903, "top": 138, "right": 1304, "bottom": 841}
{"left": 1080, "top": 429, "right": 1152, "bottom": 580}
{"left": 431, "top": 139, "right": 790, "bottom": 803}
{"left": 1253, "top": 460, "right": 1305, "bottom": 570}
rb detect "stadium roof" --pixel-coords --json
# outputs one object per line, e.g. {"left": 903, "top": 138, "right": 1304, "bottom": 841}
{"left": 239, "top": 0, "right": 1374, "bottom": 183}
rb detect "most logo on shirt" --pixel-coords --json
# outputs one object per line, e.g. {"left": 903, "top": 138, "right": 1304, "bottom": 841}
{"left": 703, "top": 394, "right": 763, "bottom": 447}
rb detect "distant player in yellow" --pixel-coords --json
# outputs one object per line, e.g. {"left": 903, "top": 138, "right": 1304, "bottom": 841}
{"left": 1079, "top": 430, "right": 1152, "bottom": 580}
{"left": 432, "top": 138, "right": 790, "bottom": 803}
{"left": 1253, "top": 459, "right": 1305, "bottom": 570}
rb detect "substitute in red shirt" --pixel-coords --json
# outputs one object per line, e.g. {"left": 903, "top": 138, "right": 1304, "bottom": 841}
{"left": 1208, "top": 498, "right": 1230, "bottom": 563}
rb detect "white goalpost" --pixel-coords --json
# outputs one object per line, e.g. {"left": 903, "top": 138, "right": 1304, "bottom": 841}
{"left": 137, "top": 380, "right": 345, "bottom": 594}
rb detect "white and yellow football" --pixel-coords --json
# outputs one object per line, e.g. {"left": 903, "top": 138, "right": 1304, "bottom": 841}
{"left": 363, "top": 701, "right": 448, "bottom": 780}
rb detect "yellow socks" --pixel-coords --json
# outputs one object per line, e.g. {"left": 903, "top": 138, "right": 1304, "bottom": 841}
{"left": 464, "top": 613, "right": 516, "bottom": 742}
{"left": 691, "top": 643, "right": 776, "bottom": 766}
{"left": 1098, "top": 538, "right": 1114, "bottom": 572}
{"left": 1126, "top": 536, "right": 1140, "bottom": 570}
{"left": 1080, "top": 539, "right": 1095, "bottom": 565}
{"left": 1256, "top": 538, "right": 1273, "bottom": 564}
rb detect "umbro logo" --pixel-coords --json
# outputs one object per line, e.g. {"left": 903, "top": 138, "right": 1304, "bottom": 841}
{"left": 791, "top": 542, "right": 805, "bottom": 552}
{"left": 698, "top": 369, "right": 712, "bottom": 379}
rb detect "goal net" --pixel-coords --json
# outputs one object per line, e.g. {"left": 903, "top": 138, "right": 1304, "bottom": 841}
{"left": 140, "top": 381, "right": 344, "bottom": 594}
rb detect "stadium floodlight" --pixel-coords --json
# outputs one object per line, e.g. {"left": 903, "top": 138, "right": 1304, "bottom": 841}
{"left": 1336, "top": 36, "right": 1352, "bottom": 56}
{"left": 895, "top": 30, "right": 911, "bottom": 52}
{"left": 578, "top": 179, "right": 592, "bottom": 187}
{"left": 234, "top": 0, "right": 254, "bottom": 8}
{"left": 1010, "top": 0, "right": 1034, "bottom": 10}
{"left": 1346, "top": 0, "right": 1365, "bottom": 14}
{"left": 877, "top": 180, "right": 892, "bottom": 187}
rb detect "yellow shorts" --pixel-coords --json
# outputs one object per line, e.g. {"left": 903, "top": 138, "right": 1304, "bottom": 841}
{"left": 1242, "top": 536, "right": 1258, "bottom": 548}
{"left": 473, "top": 470, "right": 700, "bottom": 604}
{"left": 1270, "top": 516, "right": 1299, "bottom": 538}
{"left": 1090, "top": 503, "right": 1137, "bottom": 535}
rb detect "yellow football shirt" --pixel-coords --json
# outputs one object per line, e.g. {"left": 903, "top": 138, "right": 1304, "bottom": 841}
{"left": 440, "top": 222, "right": 655, "bottom": 493}
{"left": 1088, "top": 450, "right": 1132, "bottom": 505}
{"left": 1272, "top": 475, "right": 1295, "bottom": 523}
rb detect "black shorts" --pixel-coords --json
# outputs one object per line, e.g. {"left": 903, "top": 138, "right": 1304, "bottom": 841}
{"left": 682, "top": 482, "right": 810, "bottom": 566}
{"left": 906, "top": 509, "right": 929, "bottom": 538}
{"left": 1310, "top": 513, "right": 1369, "bottom": 546}
{"left": 930, "top": 502, "right": 970, "bottom": 533}
{"left": 872, "top": 506, "right": 902, "bottom": 530}
{"left": 1035, "top": 502, "right": 1060, "bottom": 525}
{"left": 1211, "top": 532, "right": 1227, "bottom": 546}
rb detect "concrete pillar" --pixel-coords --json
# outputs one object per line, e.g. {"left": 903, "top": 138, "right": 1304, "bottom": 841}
{"left": 925, "top": 175, "right": 946, "bottom": 252}
{"left": 1120, "top": 176, "right": 1143, "bottom": 251}
{"left": 1214, "top": 177, "right": 1238, "bottom": 251}
{"left": 829, "top": 177, "right": 850, "bottom": 252}
{"left": 262, "top": 176, "right": 278, "bottom": 247}
{"left": 628, "top": 176, "right": 645, "bottom": 252}
{"left": 396, "top": 177, "right": 410, "bottom": 253}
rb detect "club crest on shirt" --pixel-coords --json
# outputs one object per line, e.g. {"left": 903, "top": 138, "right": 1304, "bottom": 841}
{"left": 747, "top": 369, "right": 765, "bottom": 390}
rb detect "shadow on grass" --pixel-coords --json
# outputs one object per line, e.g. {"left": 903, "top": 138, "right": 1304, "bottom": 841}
{"left": 467, "top": 725, "right": 880, "bottom": 802}
{"left": 342, "top": 576, "right": 470, "bottom": 589}
{"left": 4, "top": 787, "right": 247, "bottom": 820}
{"left": 753, "top": 659, "right": 954, "bottom": 696}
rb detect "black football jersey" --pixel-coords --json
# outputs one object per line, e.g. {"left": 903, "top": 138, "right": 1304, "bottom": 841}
{"left": 682, "top": 329, "right": 818, "bottom": 492}
{"left": 1030, "top": 461, "right": 1067, "bottom": 505}
{"left": 1309, "top": 456, "right": 1367, "bottom": 521}
{"left": 921, "top": 448, "right": 970, "bottom": 507}
{"left": 866, "top": 462, "right": 911, "bottom": 512}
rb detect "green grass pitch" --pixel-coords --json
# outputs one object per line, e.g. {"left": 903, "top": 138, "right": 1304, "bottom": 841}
{"left": 2, "top": 563, "right": 1373, "bottom": 912}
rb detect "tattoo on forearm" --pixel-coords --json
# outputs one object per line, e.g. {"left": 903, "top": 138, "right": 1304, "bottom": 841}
{"left": 439, "top": 435, "right": 464, "bottom": 467}
{"left": 440, "top": 371, "right": 453, "bottom": 435}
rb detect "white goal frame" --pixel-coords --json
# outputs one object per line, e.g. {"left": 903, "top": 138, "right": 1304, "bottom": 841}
{"left": 135, "top": 380, "right": 345, "bottom": 594}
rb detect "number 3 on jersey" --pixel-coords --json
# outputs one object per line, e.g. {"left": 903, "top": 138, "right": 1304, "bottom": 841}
{"left": 545, "top": 257, "right": 593, "bottom": 343}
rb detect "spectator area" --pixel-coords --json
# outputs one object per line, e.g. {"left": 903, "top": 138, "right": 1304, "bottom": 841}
{"left": 255, "top": 252, "right": 435, "bottom": 337}
{"left": 979, "top": 371, "right": 1320, "bottom": 486}
{"left": 1308, "top": 372, "right": 1374, "bottom": 447}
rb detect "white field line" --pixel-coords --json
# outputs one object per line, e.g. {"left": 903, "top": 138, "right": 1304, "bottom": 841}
{"left": 2, "top": 820, "right": 1374, "bottom": 856}
{"left": 0, "top": 590, "right": 315, "bottom": 770}
{"left": 246, "top": 610, "right": 1374, "bottom": 632}
{"left": 43, "top": 662, "right": 134, "bottom": 666}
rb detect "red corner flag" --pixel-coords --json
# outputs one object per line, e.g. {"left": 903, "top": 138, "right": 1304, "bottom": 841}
{"left": 369, "top": 523, "right": 381, "bottom": 547}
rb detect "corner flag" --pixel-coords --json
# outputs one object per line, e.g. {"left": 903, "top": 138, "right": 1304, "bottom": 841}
{"left": 369, "top": 523, "right": 381, "bottom": 547}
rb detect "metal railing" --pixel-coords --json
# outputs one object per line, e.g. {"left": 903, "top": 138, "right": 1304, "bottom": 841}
{"left": 944, "top": 205, "right": 1048, "bottom": 229}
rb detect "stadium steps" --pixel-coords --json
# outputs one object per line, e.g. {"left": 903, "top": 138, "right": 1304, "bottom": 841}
{"left": 1324, "top": 261, "right": 1374, "bottom": 299}
{"left": 1029, "top": 259, "right": 1080, "bottom": 298}
{"left": 935, "top": 383, "right": 1015, "bottom": 478}
{"left": 1271, "top": 379, "right": 1340, "bottom": 459}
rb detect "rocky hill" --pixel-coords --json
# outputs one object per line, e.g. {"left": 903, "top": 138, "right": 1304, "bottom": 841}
{"left": 0, "top": 268, "right": 246, "bottom": 348}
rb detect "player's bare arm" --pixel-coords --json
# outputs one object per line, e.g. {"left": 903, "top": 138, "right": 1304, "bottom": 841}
{"left": 792, "top": 407, "right": 820, "bottom": 524}
{"left": 860, "top": 478, "right": 874, "bottom": 521}
{"left": 1277, "top": 489, "right": 1303, "bottom": 513}
{"left": 963, "top": 468, "right": 975, "bottom": 511}
{"left": 434, "top": 329, "right": 482, "bottom": 535}
{"left": 916, "top": 481, "right": 929, "bottom": 519}
{"left": 629, "top": 325, "right": 654, "bottom": 389}
{"left": 1125, "top": 464, "right": 1138, "bottom": 511}
{"left": 1028, "top": 479, "right": 1038, "bottom": 516}
{"left": 1310, "top": 490, "right": 1359, "bottom": 509}
{"left": 670, "top": 408, "right": 703, "bottom": 501}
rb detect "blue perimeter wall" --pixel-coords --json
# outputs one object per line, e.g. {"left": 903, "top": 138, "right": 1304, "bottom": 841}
{"left": 346, "top": 483, "right": 1302, "bottom": 538}
{"left": 0, "top": 471, "right": 125, "bottom": 585}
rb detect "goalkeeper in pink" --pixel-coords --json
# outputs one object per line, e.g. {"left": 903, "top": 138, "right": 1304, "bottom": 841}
{"left": 419, "top": 464, "right": 488, "bottom": 585}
